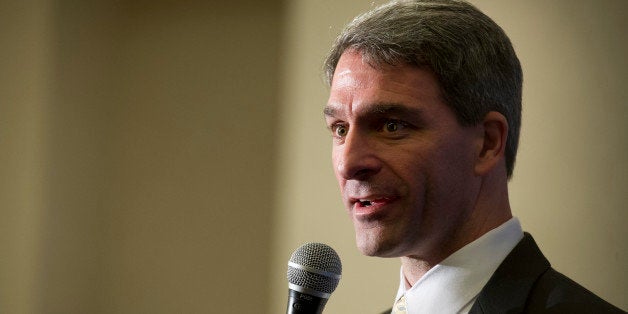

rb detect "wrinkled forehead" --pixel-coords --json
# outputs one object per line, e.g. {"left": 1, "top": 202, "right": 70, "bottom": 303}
{"left": 326, "top": 51, "right": 448, "bottom": 125}
{"left": 331, "top": 53, "right": 415, "bottom": 91}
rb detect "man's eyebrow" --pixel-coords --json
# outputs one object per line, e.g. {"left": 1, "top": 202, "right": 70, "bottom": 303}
{"left": 323, "top": 105, "right": 338, "bottom": 117}
{"left": 324, "top": 102, "right": 424, "bottom": 118}
{"left": 364, "top": 103, "right": 424, "bottom": 117}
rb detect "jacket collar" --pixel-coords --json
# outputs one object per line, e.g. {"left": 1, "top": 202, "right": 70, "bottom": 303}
{"left": 470, "top": 233, "right": 551, "bottom": 313}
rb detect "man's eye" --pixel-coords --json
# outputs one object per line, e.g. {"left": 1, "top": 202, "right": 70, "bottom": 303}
{"left": 383, "top": 120, "right": 405, "bottom": 133}
{"left": 333, "top": 125, "right": 348, "bottom": 137}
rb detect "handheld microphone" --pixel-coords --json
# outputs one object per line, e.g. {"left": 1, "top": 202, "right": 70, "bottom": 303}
{"left": 286, "top": 243, "right": 342, "bottom": 314}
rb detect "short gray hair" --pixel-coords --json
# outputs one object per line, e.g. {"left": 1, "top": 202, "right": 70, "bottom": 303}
{"left": 324, "top": 0, "right": 522, "bottom": 178}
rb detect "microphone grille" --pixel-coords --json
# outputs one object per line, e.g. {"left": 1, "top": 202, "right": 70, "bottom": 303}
{"left": 287, "top": 243, "right": 342, "bottom": 295}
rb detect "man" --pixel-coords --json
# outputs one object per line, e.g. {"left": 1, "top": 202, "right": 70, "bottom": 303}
{"left": 323, "top": 0, "right": 622, "bottom": 313}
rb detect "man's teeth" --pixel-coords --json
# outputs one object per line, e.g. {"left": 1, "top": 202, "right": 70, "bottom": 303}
{"left": 360, "top": 200, "right": 372, "bottom": 206}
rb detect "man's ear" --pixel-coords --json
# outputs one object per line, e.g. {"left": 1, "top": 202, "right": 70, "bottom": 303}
{"left": 475, "top": 111, "right": 508, "bottom": 176}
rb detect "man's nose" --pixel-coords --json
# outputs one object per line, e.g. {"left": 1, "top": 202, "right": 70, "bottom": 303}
{"left": 335, "top": 131, "right": 382, "bottom": 180}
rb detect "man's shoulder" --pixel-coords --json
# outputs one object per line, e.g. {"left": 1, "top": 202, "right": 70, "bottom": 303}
{"left": 525, "top": 267, "right": 623, "bottom": 313}
{"left": 472, "top": 233, "right": 623, "bottom": 313}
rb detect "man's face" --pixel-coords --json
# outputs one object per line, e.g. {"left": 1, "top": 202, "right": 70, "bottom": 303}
{"left": 325, "top": 51, "right": 482, "bottom": 259}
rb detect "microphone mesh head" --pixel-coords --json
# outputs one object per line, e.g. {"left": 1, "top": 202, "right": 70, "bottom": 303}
{"left": 287, "top": 243, "right": 342, "bottom": 295}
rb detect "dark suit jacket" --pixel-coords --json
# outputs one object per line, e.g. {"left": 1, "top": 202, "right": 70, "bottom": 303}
{"left": 381, "top": 233, "right": 623, "bottom": 313}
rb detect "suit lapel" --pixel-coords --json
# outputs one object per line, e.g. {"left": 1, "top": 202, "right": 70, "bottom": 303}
{"left": 469, "top": 233, "right": 551, "bottom": 314}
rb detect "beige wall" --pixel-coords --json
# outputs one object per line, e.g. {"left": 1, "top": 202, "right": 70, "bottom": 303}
{"left": 1, "top": 1, "right": 625, "bottom": 313}
{"left": 1, "top": 1, "right": 52, "bottom": 313}
{"left": 1, "top": 0, "right": 281, "bottom": 313}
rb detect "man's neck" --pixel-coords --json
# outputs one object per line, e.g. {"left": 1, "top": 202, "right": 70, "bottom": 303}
{"left": 400, "top": 258, "right": 433, "bottom": 289}
{"left": 400, "top": 169, "right": 513, "bottom": 286}
{"left": 400, "top": 209, "right": 513, "bottom": 286}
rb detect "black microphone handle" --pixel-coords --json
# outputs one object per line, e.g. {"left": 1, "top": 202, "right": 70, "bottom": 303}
{"left": 286, "top": 289, "right": 329, "bottom": 314}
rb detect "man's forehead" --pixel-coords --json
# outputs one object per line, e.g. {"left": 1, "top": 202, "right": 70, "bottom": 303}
{"left": 330, "top": 60, "right": 374, "bottom": 92}
{"left": 327, "top": 58, "right": 398, "bottom": 113}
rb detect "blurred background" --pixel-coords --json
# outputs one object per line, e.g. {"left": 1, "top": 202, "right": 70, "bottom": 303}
{"left": 1, "top": 0, "right": 626, "bottom": 313}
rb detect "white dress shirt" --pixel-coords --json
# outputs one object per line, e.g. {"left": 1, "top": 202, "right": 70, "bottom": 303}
{"left": 393, "top": 217, "right": 524, "bottom": 313}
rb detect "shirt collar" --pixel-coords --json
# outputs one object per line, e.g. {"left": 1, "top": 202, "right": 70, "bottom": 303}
{"left": 394, "top": 217, "right": 524, "bottom": 313}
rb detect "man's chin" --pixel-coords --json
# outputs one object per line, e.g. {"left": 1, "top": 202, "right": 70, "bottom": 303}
{"left": 355, "top": 233, "right": 401, "bottom": 257}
